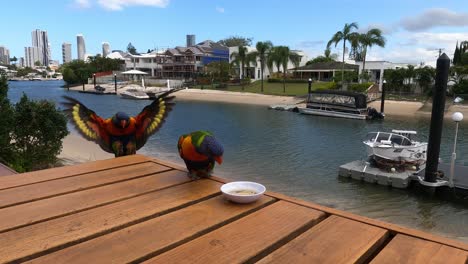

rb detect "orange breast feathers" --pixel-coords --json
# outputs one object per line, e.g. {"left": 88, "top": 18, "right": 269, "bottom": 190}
{"left": 103, "top": 118, "right": 138, "bottom": 136}
{"left": 180, "top": 136, "right": 209, "bottom": 162}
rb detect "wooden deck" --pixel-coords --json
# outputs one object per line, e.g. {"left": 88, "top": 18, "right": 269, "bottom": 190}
{"left": 0, "top": 154, "right": 467, "bottom": 263}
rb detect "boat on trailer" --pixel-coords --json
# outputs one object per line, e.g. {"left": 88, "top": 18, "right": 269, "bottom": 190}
{"left": 363, "top": 130, "right": 427, "bottom": 166}
{"left": 298, "top": 90, "right": 382, "bottom": 120}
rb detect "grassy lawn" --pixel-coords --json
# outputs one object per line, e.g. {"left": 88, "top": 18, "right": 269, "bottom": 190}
{"left": 193, "top": 81, "right": 335, "bottom": 96}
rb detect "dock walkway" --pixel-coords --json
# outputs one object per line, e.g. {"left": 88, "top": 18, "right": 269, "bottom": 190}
{"left": 0, "top": 155, "right": 467, "bottom": 263}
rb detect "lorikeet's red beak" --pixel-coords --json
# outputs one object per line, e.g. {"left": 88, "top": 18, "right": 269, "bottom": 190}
{"left": 120, "top": 120, "right": 127, "bottom": 128}
{"left": 215, "top": 156, "right": 223, "bottom": 164}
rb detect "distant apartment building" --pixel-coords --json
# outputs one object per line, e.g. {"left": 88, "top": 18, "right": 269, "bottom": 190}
{"left": 162, "top": 40, "right": 229, "bottom": 79}
{"left": 0, "top": 46, "right": 10, "bottom": 65}
{"left": 77, "top": 34, "right": 86, "bottom": 60}
{"left": 186, "top": 34, "right": 196, "bottom": 47}
{"left": 62, "top": 43, "right": 72, "bottom": 63}
{"left": 31, "top": 29, "right": 50, "bottom": 66}
{"left": 24, "top": 46, "right": 41, "bottom": 68}
{"left": 18, "top": 57, "right": 25, "bottom": 68}
{"left": 102, "top": 42, "right": 110, "bottom": 57}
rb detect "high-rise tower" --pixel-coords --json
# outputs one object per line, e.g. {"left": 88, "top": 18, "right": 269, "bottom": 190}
{"left": 77, "top": 34, "right": 86, "bottom": 61}
{"left": 62, "top": 43, "right": 72, "bottom": 63}
{"left": 186, "top": 34, "right": 196, "bottom": 47}
{"left": 31, "top": 29, "right": 50, "bottom": 66}
{"left": 102, "top": 42, "right": 110, "bottom": 57}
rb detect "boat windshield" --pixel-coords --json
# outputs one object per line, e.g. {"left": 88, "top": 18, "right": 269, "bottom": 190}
{"left": 389, "top": 134, "right": 412, "bottom": 146}
{"left": 366, "top": 132, "right": 412, "bottom": 146}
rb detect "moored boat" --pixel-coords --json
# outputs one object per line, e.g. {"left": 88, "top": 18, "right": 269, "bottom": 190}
{"left": 298, "top": 90, "right": 383, "bottom": 120}
{"left": 363, "top": 130, "right": 427, "bottom": 166}
{"left": 120, "top": 89, "right": 149, "bottom": 100}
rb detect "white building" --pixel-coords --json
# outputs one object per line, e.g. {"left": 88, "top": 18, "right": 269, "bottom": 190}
{"left": 102, "top": 42, "right": 110, "bottom": 57}
{"left": 77, "top": 34, "right": 86, "bottom": 61}
{"left": 62, "top": 43, "right": 72, "bottom": 63}
{"left": 24, "top": 46, "right": 41, "bottom": 68}
{"left": 229, "top": 46, "right": 308, "bottom": 81}
{"left": 31, "top": 29, "right": 50, "bottom": 66}
{"left": 354, "top": 61, "right": 418, "bottom": 91}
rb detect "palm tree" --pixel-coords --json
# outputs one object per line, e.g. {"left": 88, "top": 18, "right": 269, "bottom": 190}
{"left": 268, "top": 46, "right": 301, "bottom": 93}
{"left": 355, "top": 28, "right": 386, "bottom": 77}
{"left": 251, "top": 41, "right": 273, "bottom": 93}
{"left": 327, "top": 22, "right": 358, "bottom": 87}
{"left": 230, "top": 45, "right": 248, "bottom": 79}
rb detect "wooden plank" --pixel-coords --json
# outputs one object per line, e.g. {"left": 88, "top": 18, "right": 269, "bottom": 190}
{"left": 0, "top": 162, "right": 169, "bottom": 208}
{"left": 0, "top": 170, "right": 190, "bottom": 233}
{"left": 257, "top": 215, "right": 389, "bottom": 264}
{"left": 370, "top": 234, "right": 468, "bottom": 264}
{"left": 0, "top": 179, "right": 221, "bottom": 263}
{"left": 0, "top": 154, "right": 149, "bottom": 190}
{"left": 28, "top": 195, "right": 275, "bottom": 264}
{"left": 144, "top": 201, "right": 326, "bottom": 264}
{"left": 263, "top": 191, "right": 468, "bottom": 252}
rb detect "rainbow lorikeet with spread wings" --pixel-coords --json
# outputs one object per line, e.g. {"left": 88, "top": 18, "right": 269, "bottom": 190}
{"left": 62, "top": 90, "right": 177, "bottom": 157}
{"left": 177, "top": 131, "right": 224, "bottom": 179}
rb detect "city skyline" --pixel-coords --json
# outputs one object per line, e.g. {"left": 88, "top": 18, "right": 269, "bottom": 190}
{"left": 0, "top": 0, "right": 468, "bottom": 66}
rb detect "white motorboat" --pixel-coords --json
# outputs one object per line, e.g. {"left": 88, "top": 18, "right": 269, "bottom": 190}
{"left": 363, "top": 130, "right": 427, "bottom": 165}
{"left": 120, "top": 89, "right": 149, "bottom": 100}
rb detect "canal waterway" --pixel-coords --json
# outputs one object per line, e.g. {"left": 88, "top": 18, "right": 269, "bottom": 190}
{"left": 7, "top": 80, "right": 468, "bottom": 242}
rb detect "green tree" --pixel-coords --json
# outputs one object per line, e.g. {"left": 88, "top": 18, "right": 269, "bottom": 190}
{"left": 127, "top": 42, "right": 137, "bottom": 55}
{"left": 270, "top": 46, "right": 301, "bottom": 93}
{"left": 350, "top": 28, "right": 386, "bottom": 79}
{"left": 327, "top": 22, "right": 359, "bottom": 87}
{"left": 34, "top": 60, "right": 42, "bottom": 66}
{"left": 306, "top": 48, "right": 338, "bottom": 65}
{"left": 415, "top": 66, "right": 435, "bottom": 93}
{"left": 10, "top": 95, "right": 68, "bottom": 171}
{"left": 205, "top": 61, "right": 230, "bottom": 83}
{"left": 218, "top": 36, "right": 253, "bottom": 47}
{"left": 250, "top": 41, "right": 273, "bottom": 92}
{"left": 10, "top": 56, "right": 17, "bottom": 63}
{"left": 0, "top": 77, "right": 13, "bottom": 164}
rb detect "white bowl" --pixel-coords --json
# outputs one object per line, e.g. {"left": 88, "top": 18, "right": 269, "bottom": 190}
{"left": 220, "top": 181, "right": 266, "bottom": 204}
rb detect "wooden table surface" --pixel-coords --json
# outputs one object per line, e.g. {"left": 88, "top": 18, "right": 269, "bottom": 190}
{"left": 0, "top": 154, "right": 467, "bottom": 263}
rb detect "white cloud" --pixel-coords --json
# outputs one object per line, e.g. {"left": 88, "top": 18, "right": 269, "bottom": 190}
{"left": 400, "top": 8, "right": 468, "bottom": 31}
{"left": 359, "top": 23, "right": 397, "bottom": 35}
{"left": 73, "top": 0, "right": 91, "bottom": 8}
{"left": 216, "top": 7, "right": 225, "bottom": 13}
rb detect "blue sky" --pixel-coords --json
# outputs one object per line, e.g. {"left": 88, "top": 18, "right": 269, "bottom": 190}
{"left": 1, "top": 0, "right": 468, "bottom": 66}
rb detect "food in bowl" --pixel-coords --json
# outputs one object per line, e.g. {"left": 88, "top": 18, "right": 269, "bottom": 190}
{"left": 221, "top": 181, "right": 266, "bottom": 203}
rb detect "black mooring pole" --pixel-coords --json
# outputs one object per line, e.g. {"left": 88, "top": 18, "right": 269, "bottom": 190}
{"left": 308, "top": 78, "right": 312, "bottom": 94}
{"left": 114, "top": 74, "right": 117, "bottom": 92}
{"left": 93, "top": 74, "right": 96, "bottom": 88}
{"left": 424, "top": 53, "right": 450, "bottom": 183}
{"left": 380, "top": 82, "right": 386, "bottom": 113}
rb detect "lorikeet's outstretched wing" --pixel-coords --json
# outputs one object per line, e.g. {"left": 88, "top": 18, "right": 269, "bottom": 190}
{"left": 62, "top": 96, "right": 112, "bottom": 153}
{"left": 134, "top": 89, "right": 180, "bottom": 150}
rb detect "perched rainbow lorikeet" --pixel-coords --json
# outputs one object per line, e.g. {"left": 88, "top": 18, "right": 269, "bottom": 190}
{"left": 62, "top": 90, "right": 177, "bottom": 157}
{"left": 177, "top": 130, "right": 224, "bottom": 179}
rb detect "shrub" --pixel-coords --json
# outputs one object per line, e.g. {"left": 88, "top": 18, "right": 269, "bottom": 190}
{"left": 349, "top": 82, "right": 373, "bottom": 93}
{"left": 267, "top": 78, "right": 308, "bottom": 83}
{"left": 452, "top": 80, "right": 468, "bottom": 95}
{"left": 315, "top": 82, "right": 338, "bottom": 90}
{"left": 8, "top": 95, "right": 69, "bottom": 172}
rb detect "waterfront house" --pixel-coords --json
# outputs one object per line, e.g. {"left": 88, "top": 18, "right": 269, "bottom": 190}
{"left": 229, "top": 46, "right": 308, "bottom": 81}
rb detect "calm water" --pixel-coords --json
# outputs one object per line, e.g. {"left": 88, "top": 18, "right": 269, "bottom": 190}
{"left": 7, "top": 80, "right": 468, "bottom": 241}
